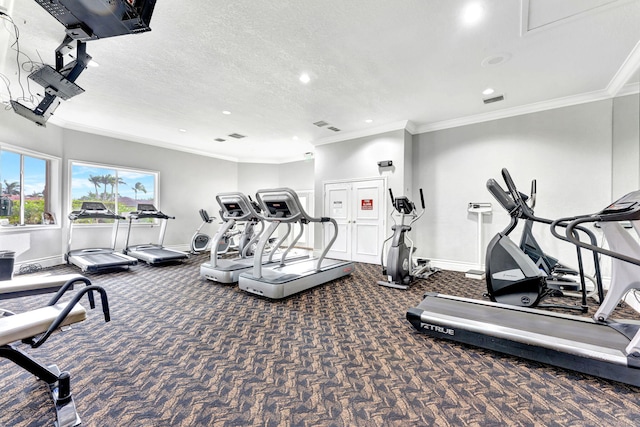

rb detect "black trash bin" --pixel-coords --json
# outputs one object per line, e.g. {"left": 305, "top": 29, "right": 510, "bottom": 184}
{"left": 0, "top": 251, "right": 15, "bottom": 281}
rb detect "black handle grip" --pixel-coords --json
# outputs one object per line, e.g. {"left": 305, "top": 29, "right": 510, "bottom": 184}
{"left": 530, "top": 180, "right": 536, "bottom": 196}
{"left": 501, "top": 168, "right": 524, "bottom": 206}
{"left": 501, "top": 168, "right": 518, "bottom": 196}
{"left": 388, "top": 188, "right": 394, "bottom": 204}
{"left": 419, "top": 188, "right": 425, "bottom": 209}
{"left": 487, "top": 179, "right": 517, "bottom": 212}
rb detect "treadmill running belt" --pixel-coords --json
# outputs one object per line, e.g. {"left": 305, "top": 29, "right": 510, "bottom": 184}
{"left": 419, "top": 296, "right": 631, "bottom": 350}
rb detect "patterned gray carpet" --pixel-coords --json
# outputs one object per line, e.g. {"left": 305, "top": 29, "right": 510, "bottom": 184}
{"left": 1, "top": 254, "right": 640, "bottom": 426}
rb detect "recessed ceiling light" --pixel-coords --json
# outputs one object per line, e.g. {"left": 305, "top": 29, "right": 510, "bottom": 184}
{"left": 222, "top": 110, "right": 231, "bottom": 115}
{"left": 482, "top": 88, "right": 495, "bottom": 95}
{"left": 481, "top": 53, "right": 511, "bottom": 67}
{"left": 179, "top": 128, "right": 187, "bottom": 133}
{"left": 88, "top": 60, "right": 99, "bottom": 67}
{"left": 299, "top": 73, "right": 311, "bottom": 84}
{"left": 364, "top": 119, "right": 373, "bottom": 123}
{"left": 462, "top": 3, "right": 484, "bottom": 25}
{"left": 292, "top": 136, "right": 299, "bottom": 141}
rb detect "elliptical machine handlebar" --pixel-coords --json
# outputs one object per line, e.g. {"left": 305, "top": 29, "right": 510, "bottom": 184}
{"left": 419, "top": 188, "right": 425, "bottom": 210}
{"left": 529, "top": 180, "right": 537, "bottom": 209}
{"left": 487, "top": 179, "right": 517, "bottom": 213}
{"left": 501, "top": 168, "right": 526, "bottom": 208}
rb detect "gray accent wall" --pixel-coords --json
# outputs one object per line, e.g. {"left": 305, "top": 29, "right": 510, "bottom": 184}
{"left": 1, "top": 94, "right": 638, "bottom": 270}
{"left": 0, "top": 108, "right": 240, "bottom": 266}
{"left": 411, "top": 99, "right": 615, "bottom": 271}
{"left": 61, "top": 128, "right": 239, "bottom": 253}
{"left": 612, "top": 94, "right": 640, "bottom": 198}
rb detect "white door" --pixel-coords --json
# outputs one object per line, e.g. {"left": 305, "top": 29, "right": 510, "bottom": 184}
{"left": 323, "top": 179, "right": 385, "bottom": 264}
{"left": 324, "top": 184, "right": 351, "bottom": 260}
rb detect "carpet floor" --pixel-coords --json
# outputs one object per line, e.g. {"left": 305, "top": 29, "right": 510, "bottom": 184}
{"left": 1, "top": 254, "right": 639, "bottom": 426}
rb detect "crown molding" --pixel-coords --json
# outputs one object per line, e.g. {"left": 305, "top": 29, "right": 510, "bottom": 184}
{"left": 311, "top": 120, "right": 415, "bottom": 147}
{"left": 49, "top": 117, "right": 240, "bottom": 162}
{"left": 607, "top": 40, "right": 640, "bottom": 96}
{"left": 414, "top": 89, "right": 614, "bottom": 134}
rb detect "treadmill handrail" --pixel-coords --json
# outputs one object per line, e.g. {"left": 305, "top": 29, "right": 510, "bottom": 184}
{"left": 128, "top": 211, "right": 173, "bottom": 220}
{"left": 563, "top": 216, "right": 640, "bottom": 267}
{"left": 69, "top": 210, "right": 125, "bottom": 221}
{"left": 255, "top": 187, "right": 338, "bottom": 271}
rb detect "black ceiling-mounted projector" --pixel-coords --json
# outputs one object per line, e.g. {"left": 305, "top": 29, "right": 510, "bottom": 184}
{"left": 12, "top": 0, "right": 156, "bottom": 126}
{"left": 34, "top": 0, "right": 157, "bottom": 41}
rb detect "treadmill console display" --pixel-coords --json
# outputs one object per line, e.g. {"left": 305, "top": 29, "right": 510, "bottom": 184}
{"left": 599, "top": 190, "right": 640, "bottom": 220}
{"left": 136, "top": 204, "right": 157, "bottom": 212}
{"left": 223, "top": 202, "right": 245, "bottom": 217}
{"left": 265, "top": 201, "right": 292, "bottom": 217}
{"left": 80, "top": 202, "right": 107, "bottom": 211}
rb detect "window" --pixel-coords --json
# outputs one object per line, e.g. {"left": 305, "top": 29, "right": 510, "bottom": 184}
{"left": 70, "top": 161, "right": 157, "bottom": 222}
{"left": 0, "top": 148, "right": 54, "bottom": 226}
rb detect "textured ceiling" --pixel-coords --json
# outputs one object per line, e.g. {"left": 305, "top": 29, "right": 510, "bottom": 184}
{"left": 1, "top": 0, "right": 639, "bottom": 163}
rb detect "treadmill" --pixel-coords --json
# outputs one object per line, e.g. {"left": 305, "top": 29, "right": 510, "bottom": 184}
{"left": 200, "top": 192, "right": 308, "bottom": 283}
{"left": 238, "top": 187, "right": 354, "bottom": 299}
{"left": 123, "top": 204, "right": 189, "bottom": 265}
{"left": 66, "top": 202, "right": 138, "bottom": 273}
{"left": 407, "top": 188, "right": 640, "bottom": 387}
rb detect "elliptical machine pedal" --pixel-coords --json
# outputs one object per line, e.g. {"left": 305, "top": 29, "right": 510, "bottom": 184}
{"left": 377, "top": 188, "right": 439, "bottom": 289}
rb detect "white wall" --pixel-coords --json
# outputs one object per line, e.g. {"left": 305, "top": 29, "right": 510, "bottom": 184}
{"left": 278, "top": 159, "right": 315, "bottom": 191}
{"left": 313, "top": 129, "right": 408, "bottom": 249}
{"left": 238, "top": 163, "right": 280, "bottom": 196}
{"left": 238, "top": 159, "right": 314, "bottom": 196}
{"left": 0, "top": 109, "right": 65, "bottom": 264}
{"left": 411, "top": 100, "right": 614, "bottom": 272}
{"left": 612, "top": 93, "right": 640, "bottom": 198}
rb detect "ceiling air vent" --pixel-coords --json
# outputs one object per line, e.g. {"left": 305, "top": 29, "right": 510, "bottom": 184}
{"left": 214, "top": 138, "right": 226, "bottom": 142}
{"left": 228, "top": 133, "right": 246, "bottom": 139}
{"left": 483, "top": 95, "right": 504, "bottom": 104}
{"left": 313, "top": 120, "right": 329, "bottom": 127}
{"left": 327, "top": 126, "right": 341, "bottom": 132}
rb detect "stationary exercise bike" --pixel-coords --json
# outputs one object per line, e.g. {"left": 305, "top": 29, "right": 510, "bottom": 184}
{"left": 377, "top": 188, "right": 438, "bottom": 289}
{"left": 190, "top": 209, "right": 214, "bottom": 253}
{"left": 485, "top": 168, "right": 603, "bottom": 311}
{"left": 190, "top": 209, "right": 239, "bottom": 254}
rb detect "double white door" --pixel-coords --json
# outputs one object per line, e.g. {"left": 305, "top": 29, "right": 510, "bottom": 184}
{"left": 323, "top": 179, "right": 385, "bottom": 264}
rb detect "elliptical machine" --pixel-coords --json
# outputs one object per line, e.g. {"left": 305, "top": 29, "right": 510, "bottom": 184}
{"left": 485, "top": 168, "right": 603, "bottom": 311}
{"left": 518, "top": 179, "right": 602, "bottom": 302}
{"left": 377, "top": 188, "right": 438, "bottom": 289}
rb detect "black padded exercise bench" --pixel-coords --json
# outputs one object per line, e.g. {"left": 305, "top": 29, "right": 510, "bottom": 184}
{"left": 0, "top": 277, "right": 110, "bottom": 427}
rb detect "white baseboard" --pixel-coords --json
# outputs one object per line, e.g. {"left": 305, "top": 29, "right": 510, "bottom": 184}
{"left": 427, "top": 258, "right": 480, "bottom": 273}
{"left": 14, "top": 255, "right": 65, "bottom": 274}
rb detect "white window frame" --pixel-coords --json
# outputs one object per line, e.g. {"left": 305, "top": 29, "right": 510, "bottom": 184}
{"left": 68, "top": 159, "right": 159, "bottom": 225}
{"left": 0, "top": 142, "right": 61, "bottom": 230}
